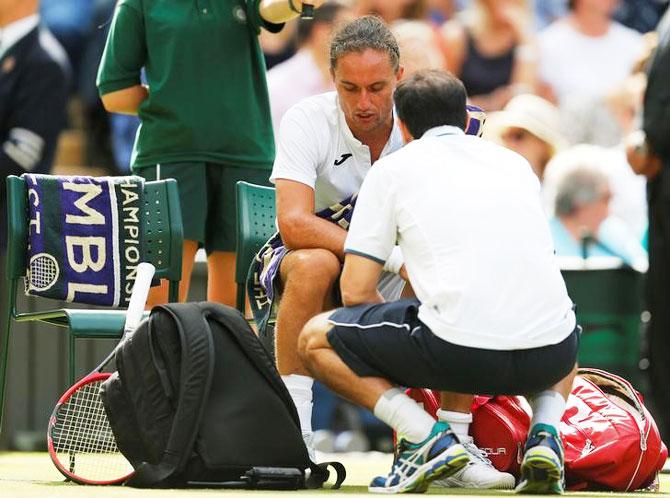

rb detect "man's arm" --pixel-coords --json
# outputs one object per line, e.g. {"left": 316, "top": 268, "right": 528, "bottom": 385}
{"left": 97, "top": 1, "right": 147, "bottom": 115}
{"left": 340, "top": 254, "right": 384, "bottom": 306}
{"left": 275, "top": 179, "right": 348, "bottom": 259}
{"left": 100, "top": 85, "right": 148, "bottom": 115}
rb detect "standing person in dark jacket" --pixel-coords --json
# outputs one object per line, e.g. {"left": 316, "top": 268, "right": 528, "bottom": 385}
{"left": 0, "top": 0, "right": 70, "bottom": 250}
{"left": 627, "top": 10, "right": 670, "bottom": 441}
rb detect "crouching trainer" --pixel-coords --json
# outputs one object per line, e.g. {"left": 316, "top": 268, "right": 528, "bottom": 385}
{"left": 298, "top": 69, "right": 579, "bottom": 495}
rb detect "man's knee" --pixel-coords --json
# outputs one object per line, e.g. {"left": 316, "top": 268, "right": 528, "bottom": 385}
{"left": 282, "top": 249, "right": 341, "bottom": 290}
{"left": 298, "top": 311, "right": 334, "bottom": 367}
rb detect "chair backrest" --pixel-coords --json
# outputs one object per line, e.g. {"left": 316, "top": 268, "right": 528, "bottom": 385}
{"left": 143, "top": 179, "right": 183, "bottom": 283}
{"left": 561, "top": 268, "right": 644, "bottom": 381}
{"left": 4, "top": 175, "right": 183, "bottom": 308}
{"left": 235, "top": 181, "right": 276, "bottom": 287}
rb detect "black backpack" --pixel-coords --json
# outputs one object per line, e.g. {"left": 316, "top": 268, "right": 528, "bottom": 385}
{"left": 101, "top": 302, "right": 345, "bottom": 489}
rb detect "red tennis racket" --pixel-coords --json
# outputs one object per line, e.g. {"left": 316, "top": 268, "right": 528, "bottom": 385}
{"left": 47, "top": 262, "right": 155, "bottom": 485}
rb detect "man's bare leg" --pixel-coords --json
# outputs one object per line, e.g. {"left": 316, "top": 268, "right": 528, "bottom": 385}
{"left": 206, "top": 251, "right": 237, "bottom": 307}
{"left": 145, "top": 239, "right": 198, "bottom": 306}
{"left": 517, "top": 363, "right": 578, "bottom": 494}
{"left": 299, "top": 311, "right": 441, "bottom": 443}
{"left": 300, "top": 310, "right": 470, "bottom": 494}
{"left": 275, "top": 248, "right": 341, "bottom": 443}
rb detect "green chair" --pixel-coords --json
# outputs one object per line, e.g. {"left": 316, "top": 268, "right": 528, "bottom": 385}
{"left": 0, "top": 175, "right": 183, "bottom": 431}
{"left": 234, "top": 181, "right": 277, "bottom": 313}
{"left": 561, "top": 267, "right": 644, "bottom": 384}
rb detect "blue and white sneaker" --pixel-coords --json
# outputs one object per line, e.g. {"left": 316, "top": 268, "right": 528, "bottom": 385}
{"left": 515, "top": 423, "right": 565, "bottom": 494}
{"left": 369, "top": 421, "right": 469, "bottom": 494}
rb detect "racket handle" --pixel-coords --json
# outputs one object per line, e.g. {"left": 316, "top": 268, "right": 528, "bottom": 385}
{"left": 124, "top": 262, "right": 156, "bottom": 334}
{"left": 301, "top": 1, "right": 314, "bottom": 19}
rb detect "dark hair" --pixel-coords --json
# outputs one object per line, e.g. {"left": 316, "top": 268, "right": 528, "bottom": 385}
{"left": 297, "top": 2, "right": 346, "bottom": 47}
{"left": 394, "top": 69, "right": 468, "bottom": 138}
{"left": 330, "top": 15, "right": 400, "bottom": 71}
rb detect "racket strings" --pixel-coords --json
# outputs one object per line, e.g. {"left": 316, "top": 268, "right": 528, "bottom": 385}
{"left": 51, "top": 379, "right": 132, "bottom": 482}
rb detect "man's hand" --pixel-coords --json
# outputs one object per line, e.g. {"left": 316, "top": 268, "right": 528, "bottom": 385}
{"left": 625, "top": 131, "right": 662, "bottom": 180}
{"left": 399, "top": 264, "right": 409, "bottom": 282}
{"left": 259, "top": 0, "right": 326, "bottom": 24}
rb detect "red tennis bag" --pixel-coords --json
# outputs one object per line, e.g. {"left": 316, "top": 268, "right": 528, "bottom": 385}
{"left": 407, "top": 368, "right": 667, "bottom": 491}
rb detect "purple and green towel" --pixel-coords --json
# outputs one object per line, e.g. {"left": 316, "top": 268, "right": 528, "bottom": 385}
{"left": 23, "top": 174, "right": 144, "bottom": 307}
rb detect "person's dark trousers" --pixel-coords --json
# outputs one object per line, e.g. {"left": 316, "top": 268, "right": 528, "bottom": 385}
{"left": 646, "top": 168, "right": 670, "bottom": 441}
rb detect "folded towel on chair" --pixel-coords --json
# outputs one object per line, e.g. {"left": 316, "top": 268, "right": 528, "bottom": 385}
{"left": 23, "top": 174, "right": 145, "bottom": 307}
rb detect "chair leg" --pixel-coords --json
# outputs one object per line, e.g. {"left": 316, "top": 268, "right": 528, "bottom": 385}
{"left": 0, "top": 304, "right": 12, "bottom": 433}
{"left": 69, "top": 334, "right": 76, "bottom": 385}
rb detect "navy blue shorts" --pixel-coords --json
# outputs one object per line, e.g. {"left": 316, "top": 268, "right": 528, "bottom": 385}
{"left": 326, "top": 299, "right": 580, "bottom": 395}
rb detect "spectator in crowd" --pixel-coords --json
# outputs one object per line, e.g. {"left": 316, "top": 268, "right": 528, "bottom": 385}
{"left": 298, "top": 69, "right": 579, "bottom": 494}
{"left": 544, "top": 144, "right": 648, "bottom": 243}
{"left": 391, "top": 20, "right": 446, "bottom": 75}
{"left": 484, "top": 93, "right": 565, "bottom": 180}
{"left": 560, "top": 32, "right": 657, "bottom": 147}
{"left": 267, "top": 1, "right": 351, "bottom": 139}
{"left": 97, "top": 0, "right": 324, "bottom": 306}
{"left": 626, "top": 7, "right": 670, "bottom": 440}
{"left": 440, "top": 0, "right": 538, "bottom": 111}
{"left": 1, "top": 0, "right": 70, "bottom": 251}
{"left": 548, "top": 166, "right": 648, "bottom": 271}
{"left": 537, "top": 0, "right": 644, "bottom": 109}
{"left": 256, "top": 16, "right": 513, "bottom": 488}
{"left": 356, "top": 0, "right": 429, "bottom": 23}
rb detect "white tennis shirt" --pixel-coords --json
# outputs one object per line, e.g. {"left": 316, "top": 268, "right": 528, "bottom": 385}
{"left": 345, "top": 126, "right": 576, "bottom": 350}
{"left": 270, "top": 92, "right": 404, "bottom": 211}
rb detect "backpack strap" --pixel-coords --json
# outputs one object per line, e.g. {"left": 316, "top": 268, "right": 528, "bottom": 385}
{"left": 306, "top": 461, "right": 347, "bottom": 490}
{"left": 126, "top": 303, "right": 216, "bottom": 488}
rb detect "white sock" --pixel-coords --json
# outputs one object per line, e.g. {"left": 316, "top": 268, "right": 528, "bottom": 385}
{"left": 373, "top": 388, "right": 436, "bottom": 444}
{"left": 282, "top": 374, "right": 313, "bottom": 434}
{"left": 527, "top": 390, "right": 566, "bottom": 431}
{"left": 436, "top": 409, "right": 472, "bottom": 442}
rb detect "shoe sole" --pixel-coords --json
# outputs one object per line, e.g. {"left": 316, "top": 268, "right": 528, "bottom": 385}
{"left": 515, "top": 447, "right": 564, "bottom": 495}
{"left": 369, "top": 443, "right": 470, "bottom": 494}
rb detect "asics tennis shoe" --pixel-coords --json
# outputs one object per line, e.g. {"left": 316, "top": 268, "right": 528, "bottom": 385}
{"left": 369, "top": 421, "right": 469, "bottom": 494}
{"left": 433, "top": 437, "right": 516, "bottom": 489}
{"left": 515, "top": 423, "right": 565, "bottom": 494}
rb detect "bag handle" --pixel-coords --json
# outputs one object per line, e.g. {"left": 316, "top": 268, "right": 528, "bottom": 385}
{"left": 126, "top": 303, "right": 216, "bottom": 488}
{"left": 577, "top": 367, "right": 648, "bottom": 450}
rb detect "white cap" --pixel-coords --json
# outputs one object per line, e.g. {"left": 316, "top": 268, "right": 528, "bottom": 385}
{"left": 485, "top": 94, "right": 567, "bottom": 157}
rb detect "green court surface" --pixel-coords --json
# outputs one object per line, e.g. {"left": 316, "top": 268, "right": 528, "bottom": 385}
{"left": 0, "top": 452, "right": 668, "bottom": 497}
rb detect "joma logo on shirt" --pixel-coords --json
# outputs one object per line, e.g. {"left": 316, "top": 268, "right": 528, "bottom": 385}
{"left": 334, "top": 153, "right": 353, "bottom": 166}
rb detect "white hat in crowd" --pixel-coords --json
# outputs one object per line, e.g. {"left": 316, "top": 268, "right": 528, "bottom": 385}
{"left": 485, "top": 94, "right": 568, "bottom": 157}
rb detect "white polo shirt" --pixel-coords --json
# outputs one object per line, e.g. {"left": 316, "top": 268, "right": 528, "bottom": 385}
{"left": 270, "top": 91, "right": 404, "bottom": 211}
{"left": 345, "top": 126, "right": 576, "bottom": 351}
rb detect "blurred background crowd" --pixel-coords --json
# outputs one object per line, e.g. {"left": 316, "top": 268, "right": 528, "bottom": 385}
{"left": 3, "top": 0, "right": 670, "bottom": 452}
{"left": 37, "top": 0, "right": 667, "bottom": 267}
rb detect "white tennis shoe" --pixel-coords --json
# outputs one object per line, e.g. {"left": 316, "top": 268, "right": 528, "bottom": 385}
{"left": 433, "top": 438, "right": 516, "bottom": 490}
